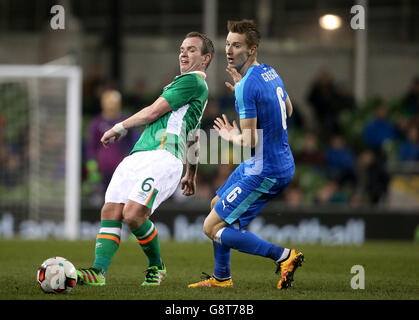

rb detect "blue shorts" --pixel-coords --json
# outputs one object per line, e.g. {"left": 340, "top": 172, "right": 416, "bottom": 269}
{"left": 214, "top": 163, "right": 293, "bottom": 230}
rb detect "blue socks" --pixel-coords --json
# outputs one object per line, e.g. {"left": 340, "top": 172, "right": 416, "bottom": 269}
{"left": 213, "top": 225, "right": 287, "bottom": 268}
{"left": 212, "top": 225, "right": 289, "bottom": 280}
{"left": 213, "top": 242, "right": 231, "bottom": 280}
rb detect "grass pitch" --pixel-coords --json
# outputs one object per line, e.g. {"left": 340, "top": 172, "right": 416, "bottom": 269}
{"left": 0, "top": 239, "right": 418, "bottom": 300}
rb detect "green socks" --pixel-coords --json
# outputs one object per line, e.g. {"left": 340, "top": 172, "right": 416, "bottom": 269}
{"left": 131, "top": 220, "right": 163, "bottom": 269}
{"left": 92, "top": 219, "right": 163, "bottom": 275}
{"left": 93, "top": 220, "right": 122, "bottom": 275}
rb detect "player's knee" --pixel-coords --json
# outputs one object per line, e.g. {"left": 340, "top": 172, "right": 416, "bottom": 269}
{"left": 123, "top": 211, "right": 149, "bottom": 230}
{"left": 101, "top": 203, "right": 123, "bottom": 221}
{"left": 203, "top": 218, "right": 215, "bottom": 240}
{"left": 122, "top": 202, "right": 150, "bottom": 230}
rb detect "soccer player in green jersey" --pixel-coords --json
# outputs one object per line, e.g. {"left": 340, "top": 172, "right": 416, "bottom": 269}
{"left": 77, "top": 32, "right": 214, "bottom": 286}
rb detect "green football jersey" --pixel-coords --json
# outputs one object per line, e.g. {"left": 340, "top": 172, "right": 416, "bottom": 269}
{"left": 130, "top": 71, "right": 208, "bottom": 161}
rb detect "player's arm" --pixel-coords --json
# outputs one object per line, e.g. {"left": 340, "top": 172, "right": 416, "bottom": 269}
{"left": 122, "top": 97, "right": 172, "bottom": 128}
{"left": 214, "top": 114, "right": 258, "bottom": 148}
{"left": 181, "top": 132, "right": 200, "bottom": 196}
{"left": 286, "top": 95, "right": 293, "bottom": 118}
{"left": 101, "top": 97, "right": 172, "bottom": 148}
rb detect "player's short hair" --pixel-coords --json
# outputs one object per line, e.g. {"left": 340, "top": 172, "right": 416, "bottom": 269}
{"left": 227, "top": 19, "right": 261, "bottom": 49}
{"left": 185, "top": 31, "right": 215, "bottom": 69}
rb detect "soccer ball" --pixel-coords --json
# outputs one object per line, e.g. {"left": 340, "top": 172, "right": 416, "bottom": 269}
{"left": 37, "top": 256, "right": 77, "bottom": 294}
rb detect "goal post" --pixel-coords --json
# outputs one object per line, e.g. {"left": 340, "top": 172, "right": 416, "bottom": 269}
{"left": 0, "top": 64, "right": 82, "bottom": 240}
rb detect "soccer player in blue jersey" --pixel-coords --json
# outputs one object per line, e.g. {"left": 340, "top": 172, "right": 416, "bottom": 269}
{"left": 188, "top": 20, "right": 304, "bottom": 290}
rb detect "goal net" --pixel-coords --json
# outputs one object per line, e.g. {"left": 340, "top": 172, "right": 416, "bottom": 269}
{"left": 0, "top": 65, "right": 82, "bottom": 240}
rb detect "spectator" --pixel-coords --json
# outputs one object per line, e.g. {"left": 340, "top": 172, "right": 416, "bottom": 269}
{"left": 356, "top": 150, "right": 390, "bottom": 205}
{"left": 395, "top": 116, "right": 411, "bottom": 141}
{"left": 325, "top": 135, "right": 356, "bottom": 187}
{"left": 284, "top": 186, "right": 304, "bottom": 207}
{"left": 403, "top": 76, "right": 419, "bottom": 117}
{"left": 85, "top": 90, "right": 140, "bottom": 202}
{"left": 315, "top": 180, "right": 348, "bottom": 204}
{"left": 0, "top": 141, "right": 21, "bottom": 186}
{"left": 0, "top": 115, "right": 24, "bottom": 187}
{"left": 307, "top": 70, "right": 340, "bottom": 138}
{"left": 363, "top": 104, "right": 396, "bottom": 152}
{"left": 335, "top": 81, "right": 357, "bottom": 111}
{"left": 399, "top": 125, "right": 419, "bottom": 161}
{"left": 82, "top": 64, "right": 107, "bottom": 116}
{"left": 295, "top": 132, "right": 325, "bottom": 169}
{"left": 349, "top": 192, "right": 365, "bottom": 208}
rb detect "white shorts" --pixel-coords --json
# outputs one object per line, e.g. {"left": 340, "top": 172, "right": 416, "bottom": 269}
{"left": 105, "top": 150, "right": 183, "bottom": 215}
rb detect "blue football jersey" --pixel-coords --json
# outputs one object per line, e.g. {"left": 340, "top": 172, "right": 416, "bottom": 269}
{"left": 234, "top": 63, "right": 295, "bottom": 178}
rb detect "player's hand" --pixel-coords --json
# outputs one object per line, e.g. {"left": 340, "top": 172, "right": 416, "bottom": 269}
{"left": 101, "top": 129, "right": 121, "bottom": 148}
{"left": 181, "top": 174, "right": 196, "bottom": 196}
{"left": 225, "top": 66, "right": 242, "bottom": 91}
{"left": 213, "top": 114, "right": 240, "bottom": 142}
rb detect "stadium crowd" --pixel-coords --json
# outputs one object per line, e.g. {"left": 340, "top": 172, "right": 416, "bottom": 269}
{"left": 2, "top": 67, "right": 417, "bottom": 209}
{"left": 78, "top": 67, "right": 419, "bottom": 208}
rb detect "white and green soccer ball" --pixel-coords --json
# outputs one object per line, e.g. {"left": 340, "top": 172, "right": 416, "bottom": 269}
{"left": 36, "top": 257, "right": 77, "bottom": 294}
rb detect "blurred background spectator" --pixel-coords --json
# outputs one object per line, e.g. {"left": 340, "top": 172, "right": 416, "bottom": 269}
{"left": 403, "top": 76, "right": 419, "bottom": 117}
{"left": 307, "top": 70, "right": 342, "bottom": 139}
{"left": 295, "top": 132, "right": 325, "bottom": 170}
{"left": 0, "top": 115, "right": 22, "bottom": 187}
{"left": 355, "top": 150, "right": 390, "bottom": 205}
{"left": 399, "top": 125, "right": 419, "bottom": 162}
{"left": 84, "top": 89, "right": 140, "bottom": 205}
{"left": 325, "top": 134, "right": 356, "bottom": 188}
{"left": 363, "top": 103, "right": 396, "bottom": 153}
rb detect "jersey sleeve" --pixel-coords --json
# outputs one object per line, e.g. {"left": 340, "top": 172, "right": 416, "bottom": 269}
{"left": 235, "top": 76, "right": 258, "bottom": 119}
{"left": 160, "top": 74, "right": 199, "bottom": 111}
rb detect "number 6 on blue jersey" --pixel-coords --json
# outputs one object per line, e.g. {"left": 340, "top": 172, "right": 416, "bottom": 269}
{"left": 276, "top": 87, "right": 287, "bottom": 130}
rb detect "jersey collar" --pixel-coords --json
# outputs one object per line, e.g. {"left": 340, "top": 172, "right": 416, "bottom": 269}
{"left": 186, "top": 71, "right": 207, "bottom": 79}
